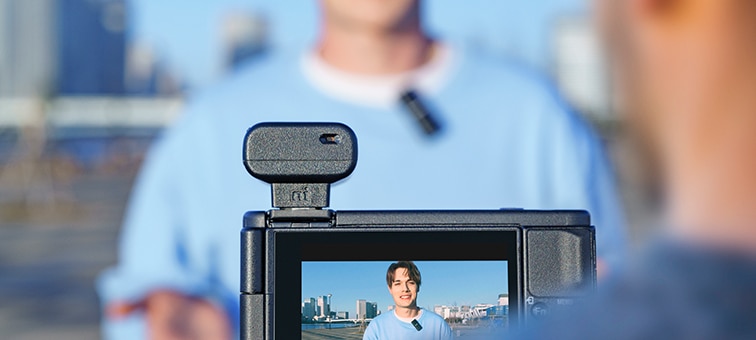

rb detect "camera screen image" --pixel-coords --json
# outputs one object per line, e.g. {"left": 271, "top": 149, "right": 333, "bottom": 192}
{"left": 301, "top": 260, "right": 509, "bottom": 339}
{"left": 268, "top": 228, "right": 521, "bottom": 339}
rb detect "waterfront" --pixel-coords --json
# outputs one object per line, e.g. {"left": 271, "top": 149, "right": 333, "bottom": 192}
{"left": 301, "top": 324, "right": 507, "bottom": 340}
{"left": 302, "top": 327, "right": 364, "bottom": 340}
{"left": 303, "top": 322, "right": 361, "bottom": 330}
{"left": 0, "top": 154, "right": 140, "bottom": 339}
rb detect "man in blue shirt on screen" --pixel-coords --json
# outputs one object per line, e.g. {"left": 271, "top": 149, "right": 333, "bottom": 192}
{"left": 98, "top": 0, "right": 625, "bottom": 338}
{"left": 363, "top": 261, "right": 452, "bottom": 340}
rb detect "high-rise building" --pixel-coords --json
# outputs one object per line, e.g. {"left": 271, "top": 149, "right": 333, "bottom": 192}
{"left": 367, "top": 301, "right": 378, "bottom": 319}
{"left": 357, "top": 299, "right": 378, "bottom": 319}
{"left": 56, "top": 0, "right": 127, "bottom": 95}
{"left": 356, "top": 299, "right": 367, "bottom": 320}
{"left": 0, "top": 0, "right": 57, "bottom": 96}
{"left": 0, "top": 0, "right": 128, "bottom": 97}
{"left": 302, "top": 297, "right": 317, "bottom": 321}
{"left": 553, "top": 16, "right": 612, "bottom": 120}
{"left": 498, "top": 293, "right": 509, "bottom": 306}
{"left": 317, "top": 295, "right": 331, "bottom": 318}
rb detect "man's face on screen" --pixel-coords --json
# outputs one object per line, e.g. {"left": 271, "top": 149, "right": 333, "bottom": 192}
{"left": 388, "top": 268, "right": 418, "bottom": 309}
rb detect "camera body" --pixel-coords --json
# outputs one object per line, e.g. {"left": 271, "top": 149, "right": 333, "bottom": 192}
{"left": 241, "top": 123, "right": 596, "bottom": 340}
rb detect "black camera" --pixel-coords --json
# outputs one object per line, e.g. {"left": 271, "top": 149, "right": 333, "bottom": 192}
{"left": 241, "top": 122, "right": 596, "bottom": 339}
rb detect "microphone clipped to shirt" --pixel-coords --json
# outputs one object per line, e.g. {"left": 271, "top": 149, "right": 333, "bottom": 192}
{"left": 411, "top": 319, "right": 423, "bottom": 331}
{"left": 400, "top": 90, "right": 442, "bottom": 136}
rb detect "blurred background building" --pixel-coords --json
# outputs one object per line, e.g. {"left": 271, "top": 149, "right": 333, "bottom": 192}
{"left": 0, "top": 0, "right": 57, "bottom": 97}
{"left": 56, "top": 0, "right": 127, "bottom": 95}
{"left": 1, "top": 0, "right": 131, "bottom": 96}
{"left": 0, "top": 1, "right": 640, "bottom": 339}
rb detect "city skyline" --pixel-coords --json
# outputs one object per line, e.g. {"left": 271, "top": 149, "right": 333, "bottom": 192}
{"left": 302, "top": 260, "right": 508, "bottom": 319}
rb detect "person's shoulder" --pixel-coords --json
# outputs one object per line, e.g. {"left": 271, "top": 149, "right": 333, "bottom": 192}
{"left": 363, "top": 311, "right": 394, "bottom": 336}
{"left": 419, "top": 309, "right": 452, "bottom": 336}
{"left": 223, "top": 49, "right": 301, "bottom": 86}
{"left": 441, "top": 42, "right": 597, "bottom": 148}
{"left": 447, "top": 42, "right": 583, "bottom": 124}
{"left": 452, "top": 42, "right": 552, "bottom": 93}
{"left": 193, "top": 48, "right": 301, "bottom": 102}
{"left": 371, "top": 311, "right": 394, "bottom": 323}
{"left": 174, "top": 47, "right": 307, "bottom": 127}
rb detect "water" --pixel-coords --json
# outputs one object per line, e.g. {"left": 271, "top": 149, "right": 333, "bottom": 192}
{"left": 302, "top": 323, "right": 360, "bottom": 330}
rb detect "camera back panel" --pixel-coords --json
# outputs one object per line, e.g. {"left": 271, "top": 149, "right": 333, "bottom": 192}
{"left": 241, "top": 123, "right": 596, "bottom": 339}
{"left": 241, "top": 209, "right": 595, "bottom": 340}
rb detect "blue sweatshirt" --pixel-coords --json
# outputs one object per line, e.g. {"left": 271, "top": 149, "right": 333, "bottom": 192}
{"left": 363, "top": 308, "right": 453, "bottom": 340}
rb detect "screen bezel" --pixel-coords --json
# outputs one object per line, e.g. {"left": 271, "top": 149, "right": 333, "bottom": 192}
{"left": 270, "top": 226, "right": 521, "bottom": 339}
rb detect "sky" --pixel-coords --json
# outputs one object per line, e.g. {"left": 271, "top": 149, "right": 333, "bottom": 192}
{"left": 302, "top": 260, "right": 508, "bottom": 318}
{"left": 127, "top": 0, "right": 587, "bottom": 89}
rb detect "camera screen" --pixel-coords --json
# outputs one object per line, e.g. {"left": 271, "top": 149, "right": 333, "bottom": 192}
{"left": 301, "top": 260, "right": 509, "bottom": 339}
{"left": 272, "top": 228, "right": 519, "bottom": 339}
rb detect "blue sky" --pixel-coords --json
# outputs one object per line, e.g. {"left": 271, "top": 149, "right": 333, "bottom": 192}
{"left": 302, "top": 260, "right": 508, "bottom": 318}
{"left": 127, "top": 0, "right": 586, "bottom": 89}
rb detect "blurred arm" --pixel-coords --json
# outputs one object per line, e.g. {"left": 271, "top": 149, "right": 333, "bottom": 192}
{"left": 96, "top": 112, "right": 231, "bottom": 339}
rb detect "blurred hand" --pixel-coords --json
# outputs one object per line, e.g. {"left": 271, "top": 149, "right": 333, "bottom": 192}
{"left": 596, "top": 258, "right": 608, "bottom": 281}
{"left": 144, "top": 290, "right": 231, "bottom": 340}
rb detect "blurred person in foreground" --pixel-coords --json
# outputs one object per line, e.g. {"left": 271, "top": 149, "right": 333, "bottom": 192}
{"left": 97, "top": 0, "right": 625, "bottom": 338}
{"left": 520, "top": 0, "right": 756, "bottom": 338}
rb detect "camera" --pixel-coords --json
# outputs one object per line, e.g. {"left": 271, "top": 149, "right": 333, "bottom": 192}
{"left": 241, "top": 122, "right": 596, "bottom": 339}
